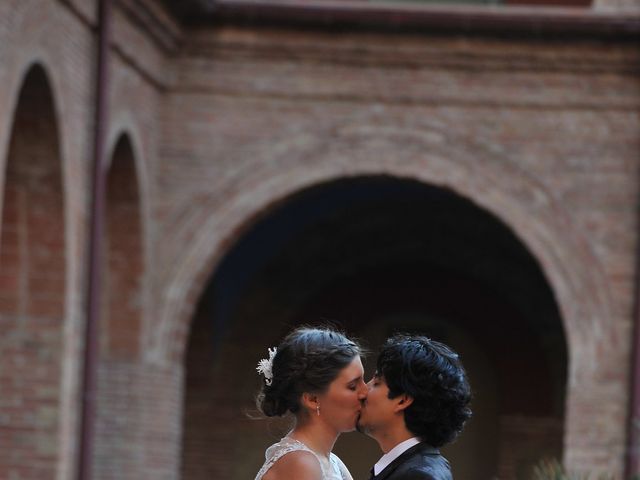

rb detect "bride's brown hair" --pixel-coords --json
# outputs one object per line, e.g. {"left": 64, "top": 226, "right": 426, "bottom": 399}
{"left": 257, "top": 327, "right": 362, "bottom": 417}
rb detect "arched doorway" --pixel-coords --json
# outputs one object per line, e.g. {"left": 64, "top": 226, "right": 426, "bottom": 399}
{"left": 180, "top": 176, "right": 567, "bottom": 480}
{"left": 0, "top": 65, "right": 66, "bottom": 478}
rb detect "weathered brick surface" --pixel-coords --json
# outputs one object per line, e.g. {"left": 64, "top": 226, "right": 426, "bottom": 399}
{"left": 595, "top": 0, "right": 640, "bottom": 10}
{"left": 0, "top": 65, "right": 66, "bottom": 479}
{"left": 155, "top": 27, "right": 639, "bottom": 479}
{"left": 0, "top": 0, "right": 639, "bottom": 479}
{"left": 93, "top": 359, "right": 182, "bottom": 480}
{"left": 104, "top": 136, "right": 143, "bottom": 358}
{"left": 0, "top": 0, "right": 98, "bottom": 477}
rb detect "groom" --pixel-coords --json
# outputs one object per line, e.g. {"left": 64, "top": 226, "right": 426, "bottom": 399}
{"left": 357, "top": 334, "right": 472, "bottom": 480}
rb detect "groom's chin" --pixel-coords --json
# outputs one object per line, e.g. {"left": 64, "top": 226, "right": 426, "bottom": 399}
{"left": 356, "top": 418, "right": 376, "bottom": 438}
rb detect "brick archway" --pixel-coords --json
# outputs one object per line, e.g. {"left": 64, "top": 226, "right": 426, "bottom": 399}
{"left": 0, "top": 63, "right": 66, "bottom": 478}
{"left": 103, "top": 133, "right": 145, "bottom": 359}
{"left": 152, "top": 126, "right": 618, "bottom": 475}
{"left": 92, "top": 132, "right": 151, "bottom": 479}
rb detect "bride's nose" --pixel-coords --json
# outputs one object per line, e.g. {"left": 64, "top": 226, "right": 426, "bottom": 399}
{"left": 357, "top": 382, "right": 368, "bottom": 400}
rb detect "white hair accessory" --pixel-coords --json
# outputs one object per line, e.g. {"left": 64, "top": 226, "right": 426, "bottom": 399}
{"left": 256, "top": 347, "right": 277, "bottom": 386}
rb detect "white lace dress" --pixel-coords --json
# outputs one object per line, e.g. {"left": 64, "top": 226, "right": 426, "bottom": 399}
{"left": 255, "top": 436, "right": 349, "bottom": 480}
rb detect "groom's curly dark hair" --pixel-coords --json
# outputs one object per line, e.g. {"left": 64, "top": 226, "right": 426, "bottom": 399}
{"left": 377, "top": 334, "right": 472, "bottom": 448}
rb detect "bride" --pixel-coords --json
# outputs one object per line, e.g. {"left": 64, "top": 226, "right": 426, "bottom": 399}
{"left": 255, "top": 327, "right": 367, "bottom": 480}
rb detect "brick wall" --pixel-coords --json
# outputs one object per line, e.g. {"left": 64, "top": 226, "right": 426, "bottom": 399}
{"left": 0, "top": 1, "right": 98, "bottom": 478}
{"left": 0, "top": 0, "right": 638, "bottom": 479}
{"left": 155, "top": 27, "right": 639, "bottom": 478}
{"left": 104, "top": 135, "right": 143, "bottom": 359}
{"left": 0, "top": 65, "right": 66, "bottom": 479}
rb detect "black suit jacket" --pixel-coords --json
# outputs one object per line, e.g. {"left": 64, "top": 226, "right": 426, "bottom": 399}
{"left": 370, "top": 442, "right": 452, "bottom": 480}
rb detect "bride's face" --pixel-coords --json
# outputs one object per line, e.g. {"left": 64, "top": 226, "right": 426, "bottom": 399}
{"left": 316, "top": 356, "right": 367, "bottom": 433}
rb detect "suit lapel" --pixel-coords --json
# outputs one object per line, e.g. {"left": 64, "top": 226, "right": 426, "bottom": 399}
{"left": 373, "top": 443, "right": 439, "bottom": 480}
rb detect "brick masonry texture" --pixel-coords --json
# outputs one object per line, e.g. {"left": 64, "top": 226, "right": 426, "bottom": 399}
{"left": 0, "top": 0, "right": 639, "bottom": 479}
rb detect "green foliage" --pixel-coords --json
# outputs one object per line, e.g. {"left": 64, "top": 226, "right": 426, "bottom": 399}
{"left": 531, "top": 459, "right": 617, "bottom": 480}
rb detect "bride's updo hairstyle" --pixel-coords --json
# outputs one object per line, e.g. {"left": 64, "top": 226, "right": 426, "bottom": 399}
{"left": 257, "top": 327, "right": 361, "bottom": 417}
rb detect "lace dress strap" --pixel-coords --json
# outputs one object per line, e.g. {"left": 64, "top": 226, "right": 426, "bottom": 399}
{"left": 255, "top": 437, "right": 347, "bottom": 480}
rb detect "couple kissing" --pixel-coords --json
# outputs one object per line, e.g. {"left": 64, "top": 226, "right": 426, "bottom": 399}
{"left": 254, "top": 327, "right": 472, "bottom": 480}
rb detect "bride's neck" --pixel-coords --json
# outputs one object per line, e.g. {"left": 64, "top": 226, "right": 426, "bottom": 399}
{"left": 290, "top": 417, "right": 338, "bottom": 458}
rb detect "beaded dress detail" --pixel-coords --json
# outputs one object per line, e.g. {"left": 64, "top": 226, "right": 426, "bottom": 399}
{"left": 255, "top": 436, "right": 347, "bottom": 480}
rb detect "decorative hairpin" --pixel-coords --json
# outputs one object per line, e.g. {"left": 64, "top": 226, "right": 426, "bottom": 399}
{"left": 256, "top": 347, "right": 277, "bottom": 386}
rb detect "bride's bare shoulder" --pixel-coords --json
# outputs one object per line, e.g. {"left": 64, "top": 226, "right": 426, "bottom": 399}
{"left": 262, "top": 450, "right": 322, "bottom": 480}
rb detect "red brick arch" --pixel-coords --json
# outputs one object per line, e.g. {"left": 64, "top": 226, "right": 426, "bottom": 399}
{"left": 155, "top": 131, "right": 614, "bottom": 361}
{"left": 104, "top": 133, "right": 145, "bottom": 359}
{"left": 92, "top": 130, "right": 153, "bottom": 478}
{"left": 0, "top": 52, "right": 86, "bottom": 480}
{"left": 105, "top": 113, "right": 154, "bottom": 340}
{"left": 151, "top": 127, "right": 618, "bottom": 474}
{"left": 0, "top": 62, "right": 66, "bottom": 479}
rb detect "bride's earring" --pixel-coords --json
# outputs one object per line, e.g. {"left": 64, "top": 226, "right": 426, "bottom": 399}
{"left": 316, "top": 404, "right": 320, "bottom": 416}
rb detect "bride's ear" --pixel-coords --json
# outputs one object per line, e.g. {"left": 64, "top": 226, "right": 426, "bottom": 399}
{"left": 301, "top": 392, "right": 319, "bottom": 413}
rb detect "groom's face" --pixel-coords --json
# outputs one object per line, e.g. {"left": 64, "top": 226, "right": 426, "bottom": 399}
{"left": 357, "top": 373, "right": 398, "bottom": 436}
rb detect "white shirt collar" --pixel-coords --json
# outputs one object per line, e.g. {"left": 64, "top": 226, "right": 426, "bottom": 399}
{"left": 373, "top": 437, "right": 421, "bottom": 476}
